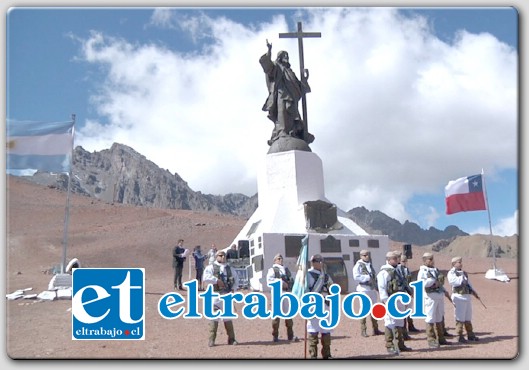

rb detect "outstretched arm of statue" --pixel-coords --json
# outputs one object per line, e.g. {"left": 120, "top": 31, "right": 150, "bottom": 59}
{"left": 259, "top": 42, "right": 275, "bottom": 74}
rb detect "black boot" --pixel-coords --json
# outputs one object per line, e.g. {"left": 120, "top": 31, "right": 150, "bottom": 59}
{"left": 407, "top": 317, "right": 420, "bottom": 332}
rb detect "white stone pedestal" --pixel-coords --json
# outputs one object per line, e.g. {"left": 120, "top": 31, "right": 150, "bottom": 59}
{"left": 256, "top": 151, "right": 325, "bottom": 234}
{"left": 228, "top": 150, "right": 389, "bottom": 292}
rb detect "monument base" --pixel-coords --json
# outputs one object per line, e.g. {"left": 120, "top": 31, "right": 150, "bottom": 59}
{"left": 226, "top": 149, "right": 389, "bottom": 293}
{"left": 267, "top": 136, "right": 311, "bottom": 154}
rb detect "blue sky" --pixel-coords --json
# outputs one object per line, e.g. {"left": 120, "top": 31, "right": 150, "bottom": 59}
{"left": 6, "top": 7, "right": 519, "bottom": 236}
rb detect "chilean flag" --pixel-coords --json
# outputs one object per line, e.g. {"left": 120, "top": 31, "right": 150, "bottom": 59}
{"left": 445, "top": 174, "right": 487, "bottom": 215}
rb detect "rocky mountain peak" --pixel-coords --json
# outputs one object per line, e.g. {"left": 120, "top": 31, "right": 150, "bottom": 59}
{"left": 31, "top": 143, "right": 258, "bottom": 217}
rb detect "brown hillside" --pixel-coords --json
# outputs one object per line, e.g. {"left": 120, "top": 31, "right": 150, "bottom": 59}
{"left": 438, "top": 234, "right": 518, "bottom": 259}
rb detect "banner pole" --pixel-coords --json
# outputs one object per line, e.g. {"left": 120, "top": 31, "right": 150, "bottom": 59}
{"left": 60, "top": 114, "right": 75, "bottom": 273}
{"left": 481, "top": 169, "right": 496, "bottom": 271}
{"left": 304, "top": 321, "right": 308, "bottom": 359}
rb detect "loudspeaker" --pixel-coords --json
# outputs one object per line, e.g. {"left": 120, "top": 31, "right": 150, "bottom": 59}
{"left": 238, "top": 240, "right": 250, "bottom": 259}
{"left": 403, "top": 244, "right": 412, "bottom": 259}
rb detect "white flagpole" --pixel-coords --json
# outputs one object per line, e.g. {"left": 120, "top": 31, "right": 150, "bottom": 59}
{"left": 60, "top": 114, "right": 75, "bottom": 273}
{"left": 481, "top": 169, "right": 496, "bottom": 271}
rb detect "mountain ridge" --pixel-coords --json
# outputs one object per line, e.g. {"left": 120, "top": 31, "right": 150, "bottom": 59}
{"left": 24, "top": 142, "right": 512, "bottom": 250}
{"left": 347, "top": 206, "right": 469, "bottom": 246}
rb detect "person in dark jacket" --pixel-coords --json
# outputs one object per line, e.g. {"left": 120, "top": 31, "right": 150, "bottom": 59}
{"left": 172, "top": 239, "right": 189, "bottom": 290}
{"left": 193, "top": 245, "right": 208, "bottom": 291}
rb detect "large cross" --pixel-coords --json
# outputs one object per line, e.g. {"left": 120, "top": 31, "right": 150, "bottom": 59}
{"left": 279, "top": 22, "right": 321, "bottom": 135}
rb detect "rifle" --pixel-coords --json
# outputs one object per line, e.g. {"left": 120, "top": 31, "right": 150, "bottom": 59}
{"left": 274, "top": 267, "right": 294, "bottom": 291}
{"left": 444, "top": 290, "right": 455, "bottom": 307}
{"left": 396, "top": 265, "right": 413, "bottom": 295}
{"left": 472, "top": 291, "right": 487, "bottom": 309}
{"left": 217, "top": 271, "right": 233, "bottom": 294}
{"left": 280, "top": 273, "right": 294, "bottom": 291}
{"left": 468, "top": 281, "right": 487, "bottom": 309}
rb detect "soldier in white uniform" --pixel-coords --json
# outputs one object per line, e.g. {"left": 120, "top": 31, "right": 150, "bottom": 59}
{"left": 306, "top": 254, "right": 333, "bottom": 359}
{"left": 447, "top": 256, "right": 480, "bottom": 343}
{"left": 353, "top": 249, "right": 382, "bottom": 337}
{"left": 203, "top": 250, "right": 240, "bottom": 347}
{"left": 416, "top": 252, "right": 449, "bottom": 348}
{"left": 398, "top": 254, "right": 419, "bottom": 334}
{"left": 377, "top": 251, "right": 412, "bottom": 354}
{"left": 266, "top": 253, "right": 298, "bottom": 342}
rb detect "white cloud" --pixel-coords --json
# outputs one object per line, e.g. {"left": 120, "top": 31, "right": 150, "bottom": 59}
{"left": 471, "top": 210, "right": 518, "bottom": 236}
{"left": 424, "top": 206, "right": 441, "bottom": 228}
{"left": 73, "top": 8, "right": 517, "bottom": 221}
{"left": 148, "top": 8, "right": 175, "bottom": 30}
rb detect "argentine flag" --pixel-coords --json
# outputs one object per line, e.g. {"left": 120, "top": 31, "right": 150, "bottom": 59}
{"left": 291, "top": 234, "right": 309, "bottom": 299}
{"left": 7, "top": 120, "right": 75, "bottom": 174}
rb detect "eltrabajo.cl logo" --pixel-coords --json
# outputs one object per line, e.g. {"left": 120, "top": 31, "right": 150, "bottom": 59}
{"left": 72, "top": 268, "right": 145, "bottom": 340}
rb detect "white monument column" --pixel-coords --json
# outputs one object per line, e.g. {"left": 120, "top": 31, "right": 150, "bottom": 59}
{"left": 257, "top": 150, "right": 326, "bottom": 234}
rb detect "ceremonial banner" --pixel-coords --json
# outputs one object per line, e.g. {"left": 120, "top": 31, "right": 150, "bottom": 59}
{"left": 292, "top": 234, "right": 309, "bottom": 298}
